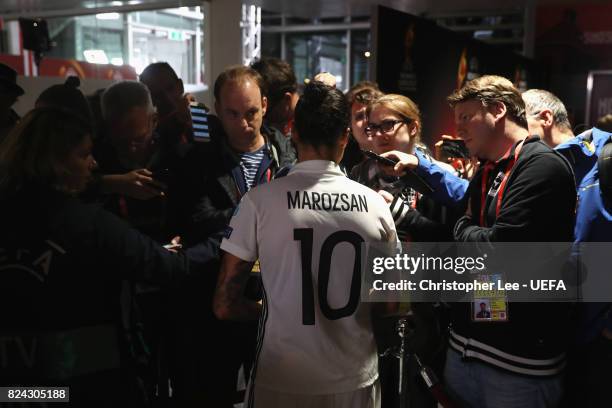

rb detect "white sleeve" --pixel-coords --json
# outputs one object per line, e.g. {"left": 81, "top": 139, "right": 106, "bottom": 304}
{"left": 220, "top": 194, "right": 258, "bottom": 262}
{"left": 375, "top": 194, "right": 400, "bottom": 245}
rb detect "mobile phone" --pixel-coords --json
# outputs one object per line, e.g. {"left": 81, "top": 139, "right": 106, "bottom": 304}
{"left": 151, "top": 168, "right": 170, "bottom": 181}
{"left": 362, "top": 150, "right": 398, "bottom": 166}
{"left": 440, "top": 139, "right": 466, "bottom": 149}
{"left": 439, "top": 139, "right": 470, "bottom": 159}
{"left": 149, "top": 168, "right": 170, "bottom": 191}
{"left": 361, "top": 150, "right": 434, "bottom": 194}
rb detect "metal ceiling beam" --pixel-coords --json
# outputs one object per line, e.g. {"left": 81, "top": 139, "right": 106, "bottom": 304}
{"left": 262, "top": 21, "right": 370, "bottom": 33}
{"left": 0, "top": 0, "right": 203, "bottom": 21}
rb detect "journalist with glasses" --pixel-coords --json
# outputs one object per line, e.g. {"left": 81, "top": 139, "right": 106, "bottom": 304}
{"left": 349, "top": 93, "right": 459, "bottom": 407}
{"left": 350, "top": 94, "right": 454, "bottom": 241}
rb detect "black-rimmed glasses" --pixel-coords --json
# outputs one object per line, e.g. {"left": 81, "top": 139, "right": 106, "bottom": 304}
{"left": 365, "top": 119, "right": 411, "bottom": 136}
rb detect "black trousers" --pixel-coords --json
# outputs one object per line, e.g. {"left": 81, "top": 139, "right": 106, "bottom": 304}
{"left": 563, "top": 334, "right": 612, "bottom": 408}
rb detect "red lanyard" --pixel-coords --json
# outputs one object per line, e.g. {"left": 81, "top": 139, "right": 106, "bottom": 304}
{"left": 411, "top": 192, "right": 419, "bottom": 209}
{"left": 479, "top": 139, "right": 525, "bottom": 227}
{"left": 119, "top": 196, "right": 129, "bottom": 218}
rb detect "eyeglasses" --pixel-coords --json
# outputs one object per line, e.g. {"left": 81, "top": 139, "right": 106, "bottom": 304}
{"left": 365, "top": 119, "right": 410, "bottom": 136}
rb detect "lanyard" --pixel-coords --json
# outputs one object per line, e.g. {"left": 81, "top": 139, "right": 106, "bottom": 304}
{"left": 409, "top": 189, "right": 419, "bottom": 210}
{"left": 479, "top": 139, "right": 525, "bottom": 227}
{"left": 119, "top": 196, "right": 129, "bottom": 218}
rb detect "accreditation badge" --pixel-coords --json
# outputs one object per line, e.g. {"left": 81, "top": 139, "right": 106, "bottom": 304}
{"left": 471, "top": 272, "right": 509, "bottom": 323}
{"left": 487, "top": 171, "right": 505, "bottom": 197}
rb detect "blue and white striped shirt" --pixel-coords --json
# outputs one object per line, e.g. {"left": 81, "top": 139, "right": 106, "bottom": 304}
{"left": 190, "top": 102, "right": 210, "bottom": 142}
{"left": 239, "top": 147, "right": 266, "bottom": 191}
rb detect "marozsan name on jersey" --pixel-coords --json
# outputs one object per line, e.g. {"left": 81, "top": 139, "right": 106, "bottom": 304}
{"left": 287, "top": 191, "right": 369, "bottom": 212}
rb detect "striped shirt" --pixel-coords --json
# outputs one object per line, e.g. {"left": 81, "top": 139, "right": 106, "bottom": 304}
{"left": 239, "top": 147, "right": 266, "bottom": 191}
{"left": 190, "top": 102, "right": 210, "bottom": 142}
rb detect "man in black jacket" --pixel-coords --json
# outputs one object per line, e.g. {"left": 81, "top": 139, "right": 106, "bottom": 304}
{"left": 169, "top": 66, "right": 293, "bottom": 407}
{"left": 445, "top": 76, "right": 576, "bottom": 408}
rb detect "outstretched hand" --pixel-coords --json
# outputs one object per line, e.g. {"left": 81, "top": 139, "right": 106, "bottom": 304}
{"left": 378, "top": 150, "right": 419, "bottom": 177}
{"left": 102, "top": 169, "right": 165, "bottom": 200}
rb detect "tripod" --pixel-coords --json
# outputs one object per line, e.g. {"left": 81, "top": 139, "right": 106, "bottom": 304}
{"left": 380, "top": 317, "right": 460, "bottom": 408}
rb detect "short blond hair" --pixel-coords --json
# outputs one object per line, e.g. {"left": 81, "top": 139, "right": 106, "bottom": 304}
{"left": 447, "top": 75, "right": 527, "bottom": 129}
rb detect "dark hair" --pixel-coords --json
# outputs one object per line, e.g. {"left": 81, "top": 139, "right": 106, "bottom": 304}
{"left": 346, "top": 81, "right": 383, "bottom": 107}
{"left": 596, "top": 114, "right": 612, "bottom": 133}
{"left": 447, "top": 75, "right": 528, "bottom": 130}
{"left": 250, "top": 58, "right": 297, "bottom": 110}
{"left": 140, "top": 62, "right": 180, "bottom": 82}
{"left": 0, "top": 107, "right": 92, "bottom": 193}
{"left": 214, "top": 65, "right": 266, "bottom": 103}
{"left": 36, "top": 76, "right": 93, "bottom": 123}
{"left": 294, "top": 81, "right": 349, "bottom": 147}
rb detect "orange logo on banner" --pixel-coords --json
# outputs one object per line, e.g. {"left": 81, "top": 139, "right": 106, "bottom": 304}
{"left": 105, "top": 69, "right": 124, "bottom": 80}
{"left": 58, "top": 60, "right": 86, "bottom": 78}
{"left": 457, "top": 48, "right": 468, "bottom": 90}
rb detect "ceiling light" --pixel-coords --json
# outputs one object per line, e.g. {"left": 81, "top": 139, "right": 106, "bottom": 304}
{"left": 96, "top": 13, "right": 120, "bottom": 20}
{"left": 83, "top": 49, "right": 109, "bottom": 64}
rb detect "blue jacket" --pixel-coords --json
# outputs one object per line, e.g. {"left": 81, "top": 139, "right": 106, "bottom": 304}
{"left": 556, "top": 128, "right": 612, "bottom": 242}
{"left": 556, "top": 128, "right": 612, "bottom": 341}
{"left": 413, "top": 149, "right": 468, "bottom": 206}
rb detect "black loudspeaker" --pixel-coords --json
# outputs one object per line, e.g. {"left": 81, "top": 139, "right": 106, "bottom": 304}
{"left": 19, "top": 18, "right": 53, "bottom": 66}
{"left": 598, "top": 140, "right": 612, "bottom": 205}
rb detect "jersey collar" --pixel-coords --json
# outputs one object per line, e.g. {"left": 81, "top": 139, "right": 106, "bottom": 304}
{"left": 288, "top": 160, "right": 344, "bottom": 176}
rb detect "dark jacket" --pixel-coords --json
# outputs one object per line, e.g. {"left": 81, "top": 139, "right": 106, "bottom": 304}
{"left": 263, "top": 122, "right": 296, "bottom": 168}
{"left": 451, "top": 137, "right": 576, "bottom": 377}
{"left": 340, "top": 137, "right": 365, "bottom": 173}
{"left": 0, "top": 186, "right": 189, "bottom": 406}
{"left": 93, "top": 135, "right": 173, "bottom": 242}
{"left": 556, "top": 128, "right": 612, "bottom": 342}
{"left": 165, "top": 123, "right": 293, "bottom": 406}
{"left": 170, "top": 125, "right": 292, "bottom": 264}
{"left": 0, "top": 108, "right": 19, "bottom": 144}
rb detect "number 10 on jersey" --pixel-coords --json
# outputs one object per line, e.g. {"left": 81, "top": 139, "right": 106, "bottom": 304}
{"left": 294, "top": 228, "right": 364, "bottom": 325}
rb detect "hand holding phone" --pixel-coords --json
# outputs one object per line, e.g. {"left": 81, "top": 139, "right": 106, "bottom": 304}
{"left": 362, "top": 150, "right": 434, "bottom": 194}
{"left": 362, "top": 150, "right": 398, "bottom": 166}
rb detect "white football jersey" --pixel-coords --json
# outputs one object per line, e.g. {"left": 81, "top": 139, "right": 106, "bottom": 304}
{"left": 220, "top": 160, "right": 398, "bottom": 395}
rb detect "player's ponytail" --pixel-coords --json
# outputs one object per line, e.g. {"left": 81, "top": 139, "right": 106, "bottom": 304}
{"left": 300, "top": 82, "right": 328, "bottom": 109}
{"left": 295, "top": 81, "right": 349, "bottom": 148}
